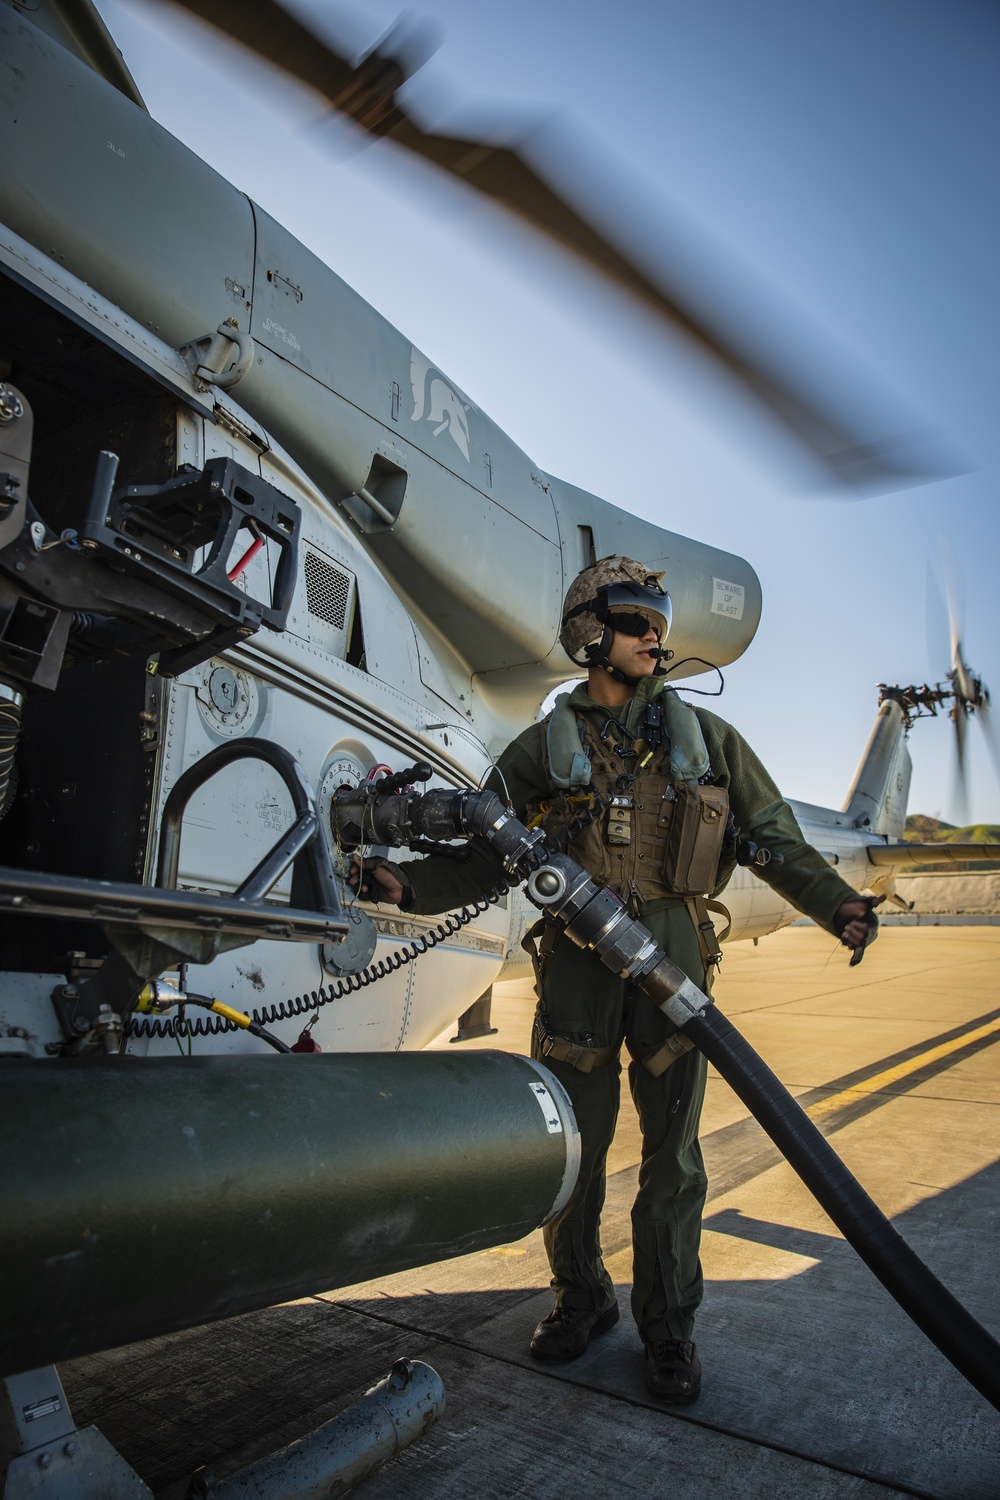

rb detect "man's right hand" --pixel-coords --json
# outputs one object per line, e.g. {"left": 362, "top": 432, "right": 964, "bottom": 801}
{"left": 348, "top": 855, "right": 406, "bottom": 907}
{"left": 834, "top": 894, "right": 884, "bottom": 965}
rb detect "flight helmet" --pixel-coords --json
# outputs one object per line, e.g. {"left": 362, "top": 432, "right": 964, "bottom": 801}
{"left": 560, "top": 555, "right": 672, "bottom": 684}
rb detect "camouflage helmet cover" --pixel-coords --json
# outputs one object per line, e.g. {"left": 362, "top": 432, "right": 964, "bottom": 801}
{"left": 559, "top": 555, "right": 667, "bottom": 660}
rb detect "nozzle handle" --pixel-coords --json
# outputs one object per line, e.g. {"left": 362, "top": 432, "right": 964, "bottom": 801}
{"left": 375, "top": 762, "right": 433, "bottom": 795}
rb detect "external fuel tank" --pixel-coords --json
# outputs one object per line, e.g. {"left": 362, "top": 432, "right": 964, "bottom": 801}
{"left": 0, "top": 1050, "right": 580, "bottom": 1376}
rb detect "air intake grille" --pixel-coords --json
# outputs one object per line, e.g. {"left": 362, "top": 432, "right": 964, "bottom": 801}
{"left": 304, "top": 552, "right": 350, "bottom": 630}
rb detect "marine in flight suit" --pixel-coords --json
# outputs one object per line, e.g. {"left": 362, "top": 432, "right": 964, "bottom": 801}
{"left": 352, "top": 557, "right": 877, "bottom": 1404}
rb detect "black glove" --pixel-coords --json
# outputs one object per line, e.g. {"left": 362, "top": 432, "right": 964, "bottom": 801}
{"left": 352, "top": 856, "right": 414, "bottom": 910}
{"left": 834, "top": 895, "right": 882, "bottom": 967}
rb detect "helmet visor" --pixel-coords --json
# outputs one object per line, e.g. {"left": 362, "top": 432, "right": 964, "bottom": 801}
{"left": 600, "top": 581, "right": 671, "bottom": 642}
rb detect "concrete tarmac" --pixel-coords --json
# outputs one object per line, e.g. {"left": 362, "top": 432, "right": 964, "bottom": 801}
{"left": 61, "top": 927, "right": 1000, "bottom": 1498}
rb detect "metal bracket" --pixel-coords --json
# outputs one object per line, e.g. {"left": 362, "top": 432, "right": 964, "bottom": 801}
{"left": 78, "top": 451, "right": 301, "bottom": 646}
{"left": 6, "top": 741, "right": 347, "bottom": 1040}
{"left": 0, "top": 1367, "right": 151, "bottom": 1500}
{"left": 182, "top": 318, "right": 255, "bottom": 393}
{"left": 0, "top": 868, "right": 348, "bottom": 948}
{"left": 157, "top": 738, "right": 345, "bottom": 932}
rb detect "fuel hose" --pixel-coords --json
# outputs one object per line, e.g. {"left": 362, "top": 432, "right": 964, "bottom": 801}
{"left": 331, "top": 786, "right": 1000, "bottom": 1414}
{"left": 684, "top": 1003, "right": 1000, "bottom": 1411}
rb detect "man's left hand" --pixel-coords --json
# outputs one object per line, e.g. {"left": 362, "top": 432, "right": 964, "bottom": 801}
{"left": 834, "top": 895, "right": 885, "bottom": 966}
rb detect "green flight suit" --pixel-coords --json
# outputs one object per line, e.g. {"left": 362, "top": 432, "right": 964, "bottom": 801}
{"left": 399, "top": 679, "right": 861, "bottom": 1343}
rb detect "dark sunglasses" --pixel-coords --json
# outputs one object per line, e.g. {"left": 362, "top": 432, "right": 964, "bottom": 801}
{"left": 607, "top": 610, "right": 665, "bottom": 639}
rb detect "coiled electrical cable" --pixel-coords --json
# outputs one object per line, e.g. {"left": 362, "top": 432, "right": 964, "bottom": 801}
{"left": 128, "top": 883, "right": 510, "bottom": 1043}
{"left": 184, "top": 993, "right": 291, "bottom": 1053}
{"left": 0, "top": 697, "right": 21, "bottom": 821}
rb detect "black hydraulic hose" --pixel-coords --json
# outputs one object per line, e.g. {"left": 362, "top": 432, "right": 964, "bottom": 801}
{"left": 248, "top": 1021, "right": 290, "bottom": 1053}
{"left": 686, "top": 1002, "right": 1000, "bottom": 1412}
{"left": 163, "top": 993, "right": 291, "bottom": 1054}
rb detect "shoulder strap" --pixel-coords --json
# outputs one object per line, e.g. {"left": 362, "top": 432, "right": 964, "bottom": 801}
{"left": 683, "top": 894, "right": 731, "bottom": 995}
{"left": 543, "top": 694, "right": 593, "bottom": 789}
{"left": 660, "top": 690, "right": 711, "bottom": 782}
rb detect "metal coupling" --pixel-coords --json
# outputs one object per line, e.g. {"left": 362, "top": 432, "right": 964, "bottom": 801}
{"left": 136, "top": 980, "right": 184, "bottom": 1014}
{"left": 408, "top": 788, "right": 476, "bottom": 843}
{"left": 643, "top": 963, "right": 713, "bottom": 1028}
{"left": 559, "top": 883, "right": 657, "bottom": 978}
{"left": 527, "top": 864, "right": 568, "bottom": 906}
{"left": 0, "top": 384, "right": 24, "bottom": 424}
{"left": 523, "top": 852, "right": 710, "bottom": 1017}
{"left": 527, "top": 858, "right": 593, "bottom": 914}
{"left": 499, "top": 822, "right": 548, "bottom": 877}
{"left": 527, "top": 856, "right": 660, "bottom": 979}
{"left": 427, "top": 789, "right": 548, "bottom": 876}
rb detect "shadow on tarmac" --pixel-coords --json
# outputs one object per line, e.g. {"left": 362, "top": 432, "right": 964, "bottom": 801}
{"left": 62, "top": 1160, "right": 999, "bottom": 1499}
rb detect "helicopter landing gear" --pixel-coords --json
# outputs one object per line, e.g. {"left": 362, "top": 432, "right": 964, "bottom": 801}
{"left": 0, "top": 1367, "right": 150, "bottom": 1500}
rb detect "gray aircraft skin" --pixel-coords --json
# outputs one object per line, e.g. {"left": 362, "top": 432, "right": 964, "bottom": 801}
{"left": 0, "top": 0, "right": 761, "bottom": 1057}
{"left": 0, "top": 0, "right": 986, "bottom": 1059}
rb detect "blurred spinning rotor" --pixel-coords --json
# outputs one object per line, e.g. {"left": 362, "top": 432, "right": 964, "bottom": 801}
{"left": 155, "top": 0, "right": 957, "bottom": 494}
{"left": 894, "top": 557, "right": 1000, "bottom": 820}
{"left": 942, "top": 558, "right": 1000, "bottom": 804}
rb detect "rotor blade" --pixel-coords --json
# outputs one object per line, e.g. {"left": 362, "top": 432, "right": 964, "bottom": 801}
{"left": 161, "top": 0, "right": 362, "bottom": 102}
{"left": 936, "top": 539, "right": 982, "bottom": 711}
{"left": 951, "top": 654, "right": 977, "bottom": 709}
{"left": 940, "top": 540, "right": 974, "bottom": 691}
{"left": 163, "top": 0, "right": 952, "bottom": 492}
{"left": 952, "top": 701, "right": 970, "bottom": 825}
{"left": 977, "top": 702, "right": 1000, "bottom": 796}
{"left": 925, "top": 562, "right": 950, "bottom": 680}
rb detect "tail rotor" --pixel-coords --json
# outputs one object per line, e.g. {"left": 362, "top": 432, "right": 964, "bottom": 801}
{"left": 920, "top": 550, "right": 996, "bottom": 819}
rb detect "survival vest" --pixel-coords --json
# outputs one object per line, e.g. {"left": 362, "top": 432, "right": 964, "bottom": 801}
{"left": 532, "top": 689, "right": 731, "bottom": 907}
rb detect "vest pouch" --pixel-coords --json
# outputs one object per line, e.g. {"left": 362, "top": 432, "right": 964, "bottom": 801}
{"left": 661, "top": 783, "right": 730, "bottom": 895}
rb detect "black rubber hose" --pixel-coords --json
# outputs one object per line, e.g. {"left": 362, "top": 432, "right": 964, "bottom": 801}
{"left": 248, "top": 1020, "right": 291, "bottom": 1054}
{"left": 685, "top": 1003, "right": 1000, "bottom": 1412}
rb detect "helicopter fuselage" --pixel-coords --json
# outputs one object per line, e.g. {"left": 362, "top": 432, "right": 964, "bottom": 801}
{"left": 0, "top": 3, "right": 925, "bottom": 1061}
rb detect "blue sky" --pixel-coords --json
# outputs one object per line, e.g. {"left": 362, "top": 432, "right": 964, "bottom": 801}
{"left": 98, "top": 0, "right": 1000, "bottom": 823}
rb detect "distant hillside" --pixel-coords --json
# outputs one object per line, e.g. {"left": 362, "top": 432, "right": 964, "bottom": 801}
{"left": 903, "top": 815, "right": 1000, "bottom": 872}
{"left": 904, "top": 815, "right": 956, "bottom": 840}
{"left": 905, "top": 817, "right": 1000, "bottom": 844}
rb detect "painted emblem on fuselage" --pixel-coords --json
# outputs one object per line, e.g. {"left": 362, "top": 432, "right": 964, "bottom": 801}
{"left": 410, "top": 348, "right": 475, "bottom": 462}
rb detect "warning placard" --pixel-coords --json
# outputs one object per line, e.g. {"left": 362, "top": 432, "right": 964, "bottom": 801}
{"left": 711, "top": 578, "right": 745, "bottom": 620}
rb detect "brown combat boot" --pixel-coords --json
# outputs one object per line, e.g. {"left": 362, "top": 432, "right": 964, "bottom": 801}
{"left": 530, "top": 1300, "right": 619, "bottom": 1362}
{"left": 644, "top": 1339, "right": 702, "bottom": 1403}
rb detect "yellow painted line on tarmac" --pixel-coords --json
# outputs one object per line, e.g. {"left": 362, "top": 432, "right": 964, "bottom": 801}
{"left": 807, "top": 1016, "right": 1000, "bottom": 1122}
